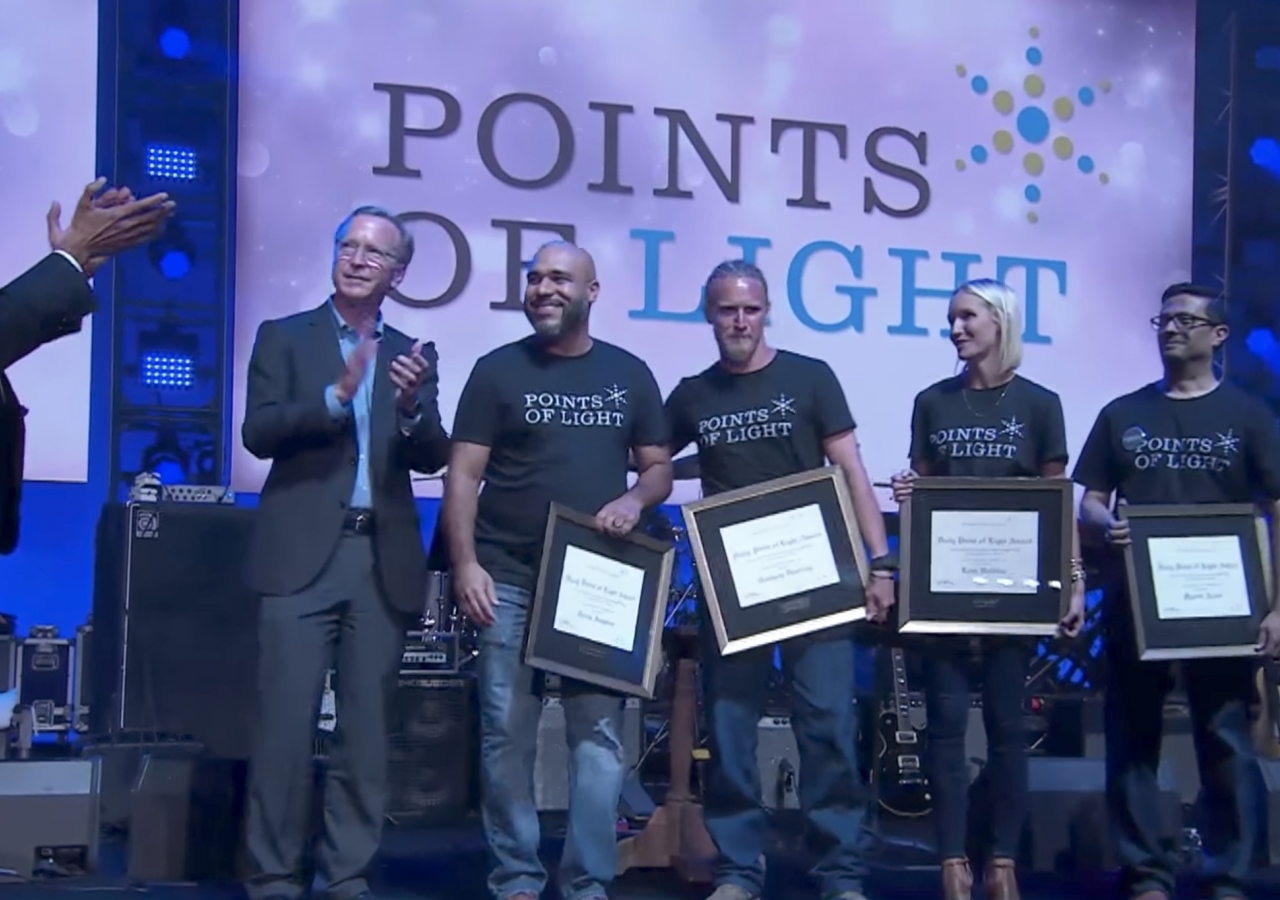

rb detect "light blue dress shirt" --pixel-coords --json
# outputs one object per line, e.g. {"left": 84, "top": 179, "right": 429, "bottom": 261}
{"left": 323, "top": 303, "right": 383, "bottom": 510}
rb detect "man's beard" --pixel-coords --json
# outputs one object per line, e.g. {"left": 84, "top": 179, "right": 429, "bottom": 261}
{"left": 527, "top": 295, "right": 589, "bottom": 339}
{"left": 718, "top": 332, "right": 756, "bottom": 364}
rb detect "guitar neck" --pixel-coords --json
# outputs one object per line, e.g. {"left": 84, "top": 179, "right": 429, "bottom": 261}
{"left": 890, "top": 647, "right": 913, "bottom": 735}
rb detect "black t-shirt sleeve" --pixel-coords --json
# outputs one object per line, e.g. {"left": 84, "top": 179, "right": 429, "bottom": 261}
{"left": 812, "top": 360, "right": 856, "bottom": 438}
{"left": 908, "top": 390, "right": 931, "bottom": 467}
{"left": 1245, "top": 405, "right": 1280, "bottom": 501}
{"left": 629, "top": 361, "right": 670, "bottom": 448}
{"left": 664, "top": 380, "right": 697, "bottom": 455}
{"left": 1071, "top": 406, "right": 1115, "bottom": 493}
{"left": 1037, "top": 391, "right": 1070, "bottom": 467}
{"left": 451, "top": 357, "right": 500, "bottom": 447}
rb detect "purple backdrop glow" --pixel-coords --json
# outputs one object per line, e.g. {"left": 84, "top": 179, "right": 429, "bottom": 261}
{"left": 0, "top": 1, "right": 97, "bottom": 483}
{"left": 234, "top": 0, "right": 1195, "bottom": 507}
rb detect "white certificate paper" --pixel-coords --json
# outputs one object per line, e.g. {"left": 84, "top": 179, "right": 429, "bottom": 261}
{"left": 1148, "top": 535, "right": 1252, "bottom": 620}
{"left": 719, "top": 504, "right": 840, "bottom": 608}
{"left": 929, "top": 510, "right": 1040, "bottom": 594}
{"left": 552, "top": 545, "right": 646, "bottom": 652}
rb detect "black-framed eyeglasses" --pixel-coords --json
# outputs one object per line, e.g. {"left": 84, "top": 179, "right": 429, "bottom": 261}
{"left": 1150, "top": 313, "right": 1219, "bottom": 331}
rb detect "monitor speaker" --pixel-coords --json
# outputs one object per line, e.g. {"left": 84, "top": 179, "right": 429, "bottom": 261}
{"left": 90, "top": 502, "right": 259, "bottom": 759}
{"left": 0, "top": 758, "right": 100, "bottom": 877}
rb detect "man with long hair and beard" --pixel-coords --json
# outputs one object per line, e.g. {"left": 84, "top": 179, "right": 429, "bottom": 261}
{"left": 664, "top": 260, "right": 895, "bottom": 900}
{"left": 443, "top": 242, "right": 673, "bottom": 900}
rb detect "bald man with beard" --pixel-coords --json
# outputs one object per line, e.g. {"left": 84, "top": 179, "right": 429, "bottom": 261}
{"left": 442, "top": 242, "right": 673, "bottom": 900}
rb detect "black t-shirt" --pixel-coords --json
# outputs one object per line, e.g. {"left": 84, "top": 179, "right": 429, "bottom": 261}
{"left": 452, "top": 337, "right": 669, "bottom": 590}
{"left": 665, "top": 350, "right": 855, "bottom": 495}
{"left": 909, "top": 375, "right": 1069, "bottom": 477}
{"left": 1072, "top": 381, "right": 1280, "bottom": 506}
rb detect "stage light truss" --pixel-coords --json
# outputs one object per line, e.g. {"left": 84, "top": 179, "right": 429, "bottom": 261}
{"left": 1221, "top": 13, "right": 1280, "bottom": 408}
{"left": 115, "top": 410, "right": 221, "bottom": 489}
{"left": 102, "top": 0, "right": 236, "bottom": 498}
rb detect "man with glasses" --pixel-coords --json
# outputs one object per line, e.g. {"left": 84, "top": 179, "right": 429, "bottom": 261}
{"left": 1073, "top": 282, "right": 1280, "bottom": 900}
{"left": 241, "top": 206, "right": 450, "bottom": 900}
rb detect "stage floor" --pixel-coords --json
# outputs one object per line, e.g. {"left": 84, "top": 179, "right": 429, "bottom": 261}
{"left": 4, "top": 820, "right": 1280, "bottom": 900}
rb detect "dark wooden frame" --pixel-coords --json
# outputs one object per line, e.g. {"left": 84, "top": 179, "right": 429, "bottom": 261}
{"left": 898, "top": 477, "right": 1073, "bottom": 636}
{"left": 525, "top": 504, "right": 674, "bottom": 698}
{"left": 682, "top": 467, "right": 868, "bottom": 655}
{"left": 1121, "top": 503, "right": 1272, "bottom": 661}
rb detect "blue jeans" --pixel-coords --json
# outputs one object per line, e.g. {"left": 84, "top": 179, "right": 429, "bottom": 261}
{"left": 477, "top": 582, "right": 626, "bottom": 900}
{"left": 924, "top": 640, "right": 1030, "bottom": 861}
{"left": 1103, "top": 591, "right": 1257, "bottom": 900}
{"left": 702, "top": 632, "right": 871, "bottom": 897}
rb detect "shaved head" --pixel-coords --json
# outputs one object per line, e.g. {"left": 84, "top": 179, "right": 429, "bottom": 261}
{"left": 533, "top": 240, "right": 597, "bottom": 282}
{"left": 525, "top": 240, "right": 600, "bottom": 344}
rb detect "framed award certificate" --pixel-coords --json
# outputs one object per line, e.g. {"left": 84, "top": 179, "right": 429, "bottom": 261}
{"left": 525, "top": 504, "right": 674, "bottom": 698}
{"left": 682, "top": 467, "right": 869, "bottom": 655}
{"left": 898, "top": 477, "right": 1073, "bottom": 636}
{"left": 1121, "top": 503, "right": 1272, "bottom": 661}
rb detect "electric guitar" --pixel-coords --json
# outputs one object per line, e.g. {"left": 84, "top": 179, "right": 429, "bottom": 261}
{"left": 874, "top": 646, "right": 932, "bottom": 817}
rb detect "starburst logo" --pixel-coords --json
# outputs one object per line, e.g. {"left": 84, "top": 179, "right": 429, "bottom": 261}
{"left": 954, "top": 26, "right": 1113, "bottom": 224}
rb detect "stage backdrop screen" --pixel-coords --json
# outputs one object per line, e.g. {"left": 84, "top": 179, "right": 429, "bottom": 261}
{"left": 0, "top": 2, "right": 98, "bottom": 483}
{"left": 234, "top": 0, "right": 1195, "bottom": 505}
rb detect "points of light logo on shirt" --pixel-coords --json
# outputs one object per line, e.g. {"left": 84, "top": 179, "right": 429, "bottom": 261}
{"left": 523, "top": 384, "right": 629, "bottom": 428}
{"left": 696, "top": 394, "right": 797, "bottom": 447}
{"left": 1122, "top": 424, "right": 1241, "bottom": 472}
{"left": 929, "top": 416, "right": 1027, "bottom": 461}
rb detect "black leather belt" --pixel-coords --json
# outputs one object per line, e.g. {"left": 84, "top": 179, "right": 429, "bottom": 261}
{"left": 342, "top": 508, "right": 376, "bottom": 535}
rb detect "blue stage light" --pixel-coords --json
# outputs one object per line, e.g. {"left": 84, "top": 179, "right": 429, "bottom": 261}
{"left": 159, "top": 27, "right": 190, "bottom": 60}
{"left": 1247, "top": 328, "right": 1280, "bottom": 373}
{"left": 140, "top": 352, "right": 195, "bottom": 390}
{"left": 145, "top": 144, "right": 197, "bottom": 182}
{"left": 1250, "top": 137, "right": 1280, "bottom": 179}
{"left": 159, "top": 249, "right": 191, "bottom": 280}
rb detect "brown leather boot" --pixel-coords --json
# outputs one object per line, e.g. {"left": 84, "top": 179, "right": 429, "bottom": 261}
{"left": 941, "top": 857, "right": 973, "bottom": 900}
{"left": 984, "top": 857, "right": 1020, "bottom": 900}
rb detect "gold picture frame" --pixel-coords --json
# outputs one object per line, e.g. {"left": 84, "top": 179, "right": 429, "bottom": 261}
{"left": 682, "top": 467, "right": 869, "bottom": 655}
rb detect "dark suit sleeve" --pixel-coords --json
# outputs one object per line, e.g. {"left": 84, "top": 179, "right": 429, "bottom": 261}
{"left": 0, "top": 253, "right": 94, "bottom": 371}
{"left": 241, "top": 318, "right": 345, "bottom": 460}
{"left": 398, "top": 340, "right": 450, "bottom": 474}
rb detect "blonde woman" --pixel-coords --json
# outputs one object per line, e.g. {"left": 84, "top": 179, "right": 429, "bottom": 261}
{"left": 890, "top": 279, "right": 1085, "bottom": 900}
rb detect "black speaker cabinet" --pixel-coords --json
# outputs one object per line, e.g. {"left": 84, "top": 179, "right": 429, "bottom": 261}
{"left": 90, "top": 502, "right": 259, "bottom": 759}
{"left": 386, "top": 675, "right": 477, "bottom": 827}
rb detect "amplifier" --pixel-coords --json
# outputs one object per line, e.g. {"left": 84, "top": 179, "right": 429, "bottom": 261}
{"left": 400, "top": 631, "right": 461, "bottom": 675}
{"left": 0, "top": 758, "right": 100, "bottom": 877}
{"left": 90, "top": 502, "right": 259, "bottom": 759}
{"left": 757, "top": 716, "right": 801, "bottom": 811}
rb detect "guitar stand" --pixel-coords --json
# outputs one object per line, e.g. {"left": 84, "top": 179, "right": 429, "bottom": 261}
{"left": 616, "top": 626, "right": 717, "bottom": 883}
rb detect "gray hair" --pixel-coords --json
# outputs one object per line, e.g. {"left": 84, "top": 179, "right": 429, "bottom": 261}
{"left": 333, "top": 205, "right": 414, "bottom": 266}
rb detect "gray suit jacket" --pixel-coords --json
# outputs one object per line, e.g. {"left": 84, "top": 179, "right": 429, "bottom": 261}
{"left": 241, "top": 302, "right": 450, "bottom": 612}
